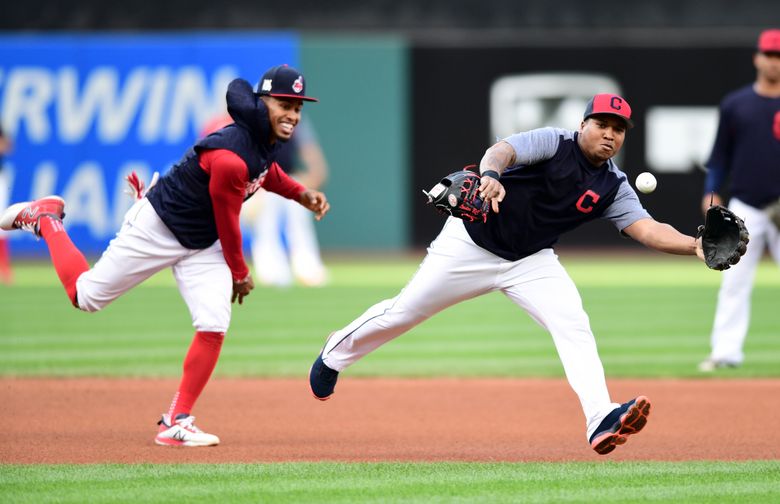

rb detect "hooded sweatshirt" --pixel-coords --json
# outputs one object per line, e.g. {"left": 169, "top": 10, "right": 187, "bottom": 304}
{"left": 147, "top": 78, "right": 305, "bottom": 280}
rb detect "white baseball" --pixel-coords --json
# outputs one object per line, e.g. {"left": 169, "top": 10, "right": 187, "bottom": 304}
{"left": 635, "top": 172, "right": 657, "bottom": 194}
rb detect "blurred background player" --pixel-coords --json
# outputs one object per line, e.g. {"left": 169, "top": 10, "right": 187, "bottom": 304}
{"left": 251, "top": 117, "right": 329, "bottom": 287}
{"left": 698, "top": 28, "right": 780, "bottom": 372}
{"left": 0, "top": 64, "right": 330, "bottom": 446}
{"left": 0, "top": 122, "right": 13, "bottom": 284}
{"left": 203, "top": 112, "right": 329, "bottom": 287}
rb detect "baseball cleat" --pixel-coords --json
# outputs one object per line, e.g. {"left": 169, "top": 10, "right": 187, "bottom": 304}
{"left": 155, "top": 413, "right": 220, "bottom": 447}
{"left": 0, "top": 196, "right": 66, "bottom": 237}
{"left": 698, "top": 358, "right": 739, "bottom": 372}
{"left": 309, "top": 353, "right": 339, "bottom": 401}
{"left": 589, "top": 395, "right": 651, "bottom": 455}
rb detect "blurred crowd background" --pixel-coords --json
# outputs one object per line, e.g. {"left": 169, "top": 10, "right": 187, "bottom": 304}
{"left": 1, "top": 0, "right": 779, "bottom": 257}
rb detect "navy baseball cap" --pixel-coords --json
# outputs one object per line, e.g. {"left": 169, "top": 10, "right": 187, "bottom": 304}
{"left": 255, "top": 64, "right": 318, "bottom": 102}
{"left": 583, "top": 93, "right": 633, "bottom": 128}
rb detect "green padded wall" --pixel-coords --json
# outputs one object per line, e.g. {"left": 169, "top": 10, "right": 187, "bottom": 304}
{"left": 301, "top": 36, "right": 408, "bottom": 250}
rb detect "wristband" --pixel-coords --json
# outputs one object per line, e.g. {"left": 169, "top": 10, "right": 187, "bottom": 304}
{"left": 481, "top": 170, "right": 500, "bottom": 180}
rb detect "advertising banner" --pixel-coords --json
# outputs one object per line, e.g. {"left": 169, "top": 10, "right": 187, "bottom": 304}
{"left": 0, "top": 33, "right": 297, "bottom": 255}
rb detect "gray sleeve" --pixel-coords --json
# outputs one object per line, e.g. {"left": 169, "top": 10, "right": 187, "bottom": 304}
{"left": 502, "top": 127, "right": 571, "bottom": 165}
{"left": 601, "top": 169, "right": 652, "bottom": 231}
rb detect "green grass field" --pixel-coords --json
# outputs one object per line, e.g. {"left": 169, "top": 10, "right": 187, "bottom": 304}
{"left": 2, "top": 255, "right": 779, "bottom": 503}
{"left": 2, "top": 255, "right": 778, "bottom": 378}
{"left": 3, "top": 461, "right": 779, "bottom": 503}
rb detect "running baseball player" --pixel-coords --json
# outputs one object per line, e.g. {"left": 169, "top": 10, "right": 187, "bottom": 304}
{"left": 310, "top": 94, "right": 707, "bottom": 455}
{"left": 1, "top": 64, "right": 330, "bottom": 447}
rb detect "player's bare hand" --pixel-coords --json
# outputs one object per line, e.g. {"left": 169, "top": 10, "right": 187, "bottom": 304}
{"left": 299, "top": 189, "right": 330, "bottom": 221}
{"left": 232, "top": 274, "right": 255, "bottom": 305}
{"left": 479, "top": 176, "right": 506, "bottom": 213}
{"left": 695, "top": 236, "right": 705, "bottom": 261}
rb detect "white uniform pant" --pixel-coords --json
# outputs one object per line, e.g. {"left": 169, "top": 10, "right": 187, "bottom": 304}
{"left": 321, "top": 218, "right": 619, "bottom": 438}
{"left": 708, "top": 198, "right": 780, "bottom": 363}
{"left": 0, "top": 168, "right": 11, "bottom": 239}
{"left": 75, "top": 198, "right": 233, "bottom": 333}
{"left": 251, "top": 190, "right": 327, "bottom": 287}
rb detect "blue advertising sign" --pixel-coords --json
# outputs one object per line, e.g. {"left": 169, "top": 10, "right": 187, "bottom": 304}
{"left": 0, "top": 33, "right": 298, "bottom": 255}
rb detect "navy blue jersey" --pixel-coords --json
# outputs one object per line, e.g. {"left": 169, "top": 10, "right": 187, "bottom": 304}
{"left": 274, "top": 135, "right": 298, "bottom": 174}
{"left": 705, "top": 85, "right": 780, "bottom": 208}
{"left": 147, "top": 78, "right": 281, "bottom": 249}
{"left": 465, "top": 128, "right": 649, "bottom": 261}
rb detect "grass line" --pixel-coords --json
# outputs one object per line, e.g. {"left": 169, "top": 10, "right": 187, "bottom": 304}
{"left": 1, "top": 461, "right": 779, "bottom": 504}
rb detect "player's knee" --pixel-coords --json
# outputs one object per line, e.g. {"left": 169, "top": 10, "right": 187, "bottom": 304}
{"left": 192, "top": 312, "right": 230, "bottom": 334}
{"left": 74, "top": 293, "right": 107, "bottom": 313}
{"left": 189, "top": 290, "right": 231, "bottom": 333}
{"left": 71, "top": 286, "right": 108, "bottom": 312}
{"left": 390, "top": 302, "right": 431, "bottom": 326}
{"left": 74, "top": 277, "right": 118, "bottom": 312}
{"left": 194, "top": 323, "right": 230, "bottom": 333}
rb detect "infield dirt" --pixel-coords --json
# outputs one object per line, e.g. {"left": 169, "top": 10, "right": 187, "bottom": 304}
{"left": 1, "top": 378, "right": 777, "bottom": 463}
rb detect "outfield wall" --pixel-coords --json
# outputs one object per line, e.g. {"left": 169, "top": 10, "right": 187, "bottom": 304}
{"left": 301, "top": 36, "right": 410, "bottom": 250}
{"left": 0, "top": 33, "right": 410, "bottom": 255}
{"left": 409, "top": 43, "right": 755, "bottom": 247}
{"left": 0, "top": 32, "right": 759, "bottom": 255}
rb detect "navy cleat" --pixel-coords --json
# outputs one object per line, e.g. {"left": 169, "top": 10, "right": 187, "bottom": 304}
{"left": 589, "top": 395, "right": 651, "bottom": 455}
{"left": 309, "top": 353, "right": 339, "bottom": 401}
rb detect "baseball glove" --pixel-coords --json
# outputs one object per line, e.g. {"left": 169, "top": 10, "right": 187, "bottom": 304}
{"left": 422, "top": 168, "right": 489, "bottom": 223}
{"left": 697, "top": 205, "right": 750, "bottom": 270}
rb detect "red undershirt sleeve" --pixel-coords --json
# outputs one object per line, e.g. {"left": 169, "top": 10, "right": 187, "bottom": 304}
{"left": 199, "top": 149, "right": 250, "bottom": 282}
{"left": 261, "top": 161, "right": 306, "bottom": 200}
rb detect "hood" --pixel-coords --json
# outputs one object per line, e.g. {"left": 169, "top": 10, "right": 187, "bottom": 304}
{"left": 225, "top": 78, "right": 270, "bottom": 140}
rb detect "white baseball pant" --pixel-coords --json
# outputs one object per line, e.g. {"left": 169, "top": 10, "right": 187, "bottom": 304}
{"left": 75, "top": 198, "right": 233, "bottom": 333}
{"left": 708, "top": 197, "right": 780, "bottom": 364}
{"left": 321, "top": 217, "right": 619, "bottom": 439}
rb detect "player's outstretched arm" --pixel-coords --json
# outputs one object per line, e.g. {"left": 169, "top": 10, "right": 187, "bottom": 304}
{"left": 623, "top": 218, "right": 704, "bottom": 260}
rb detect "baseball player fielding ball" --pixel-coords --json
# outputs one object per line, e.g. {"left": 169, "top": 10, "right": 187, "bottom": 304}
{"left": 635, "top": 172, "right": 657, "bottom": 194}
{"left": 307, "top": 92, "right": 749, "bottom": 457}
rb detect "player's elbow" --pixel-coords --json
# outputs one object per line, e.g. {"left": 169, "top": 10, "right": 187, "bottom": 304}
{"left": 622, "top": 218, "right": 655, "bottom": 245}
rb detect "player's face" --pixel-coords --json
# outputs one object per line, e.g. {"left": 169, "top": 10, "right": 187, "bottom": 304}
{"left": 578, "top": 116, "right": 627, "bottom": 165}
{"left": 263, "top": 96, "right": 303, "bottom": 143}
{"left": 755, "top": 52, "right": 780, "bottom": 83}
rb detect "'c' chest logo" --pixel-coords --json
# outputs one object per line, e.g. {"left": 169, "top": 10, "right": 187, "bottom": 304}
{"left": 245, "top": 171, "right": 267, "bottom": 198}
{"left": 576, "top": 190, "right": 601, "bottom": 213}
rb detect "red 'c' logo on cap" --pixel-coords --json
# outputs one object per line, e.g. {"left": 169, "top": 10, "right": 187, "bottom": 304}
{"left": 292, "top": 76, "right": 304, "bottom": 94}
{"left": 610, "top": 96, "right": 623, "bottom": 111}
